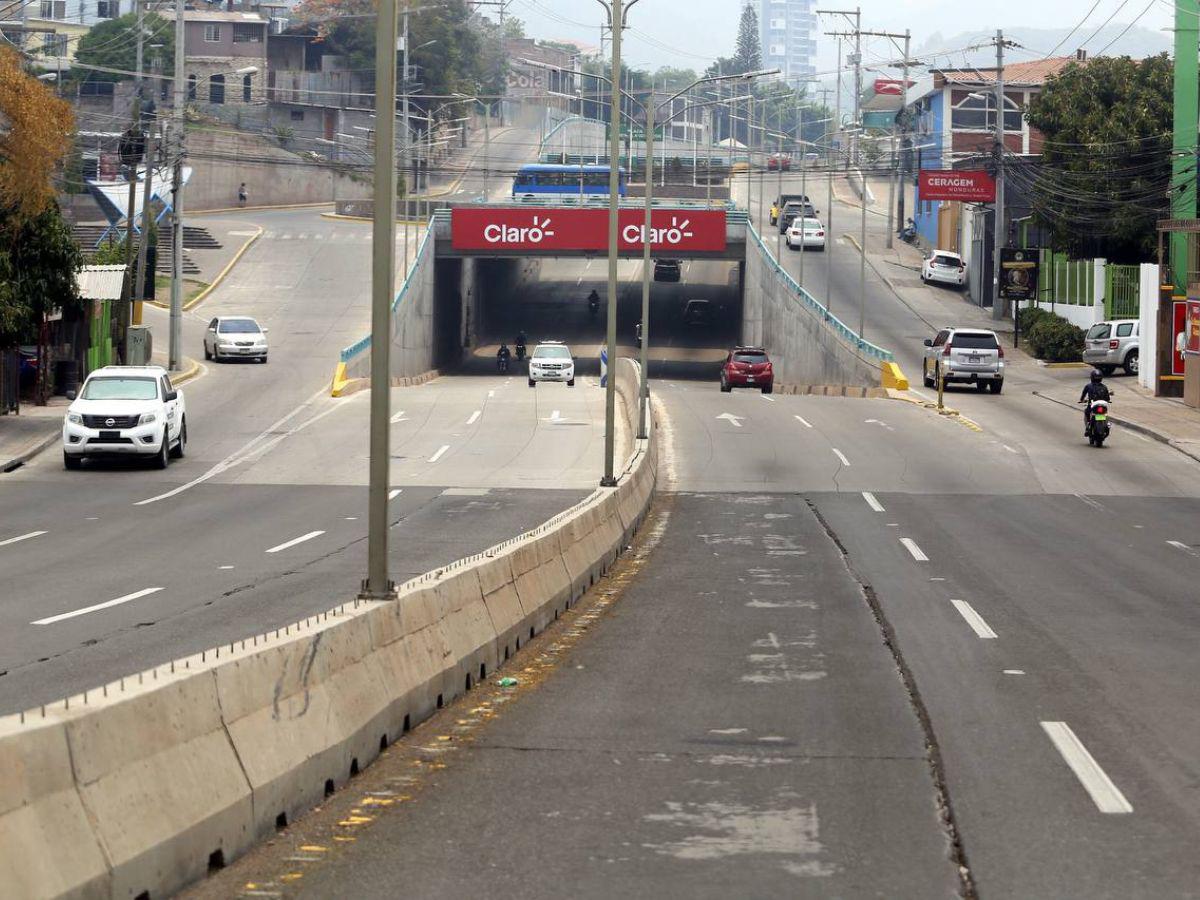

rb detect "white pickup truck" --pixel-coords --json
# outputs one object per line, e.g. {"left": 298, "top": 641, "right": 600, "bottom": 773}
{"left": 62, "top": 365, "right": 187, "bottom": 469}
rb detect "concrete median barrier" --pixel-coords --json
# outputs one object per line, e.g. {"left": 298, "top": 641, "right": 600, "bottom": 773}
{"left": 0, "top": 357, "right": 656, "bottom": 899}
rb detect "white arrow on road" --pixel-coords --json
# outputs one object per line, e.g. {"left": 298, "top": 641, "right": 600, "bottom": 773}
{"left": 542, "top": 409, "right": 564, "bottom": 424}
{"left": 716, "top": 413, "right": 744, "bottom": 428}
{"left": 864, "top": 418, "right": 894, "bottom": 431}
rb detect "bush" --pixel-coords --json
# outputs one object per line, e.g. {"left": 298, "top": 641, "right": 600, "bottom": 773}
{"left": 1016, "top": 305, "right": 1052, "bottom": 335}
{"left": 1026, "top": 315, "right": 1085, "bottom": 362}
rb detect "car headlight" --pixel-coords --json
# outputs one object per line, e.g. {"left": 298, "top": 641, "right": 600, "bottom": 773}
{"left": 67, "top": 413, "right": 82, "bottom": 425}
{"left": 139, "top": 412, "right": 157, "bottom": 425}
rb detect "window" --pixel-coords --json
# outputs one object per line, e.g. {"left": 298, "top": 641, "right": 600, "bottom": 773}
{"left": 232, "top": 24, "right": 262, "bottom": 43}
{"left": 1087, "top": 324, "right": 1111, "bottom": 340}
{"left": 770, "top": 18, "right": 785, "bottom": 28}
{"left": 951, "top": 92, "right": 1022, "bottom": 132}
{"left": 769, "top": 44, "right": 785, "bottom": 56}
{"left": 949, "top": 333, "right": 999, "bottom": 349}
{"left": 187, "top": 73, "right": 197, "bottom": 101}
{"left": 41, "top": 32, "right": 67, "bottom": 57}
{"left": 1116, "top": 322, "right": 1134, "bottom": 337}
{"left": 290, "top": 109, "right": 304, "bottom": 121}
{"left": 96, "top": 0, "right": 119, "bottom": 18}
{"left": 209, "top": 73, "right": 225, "bottom": 104}
{"left": 39, "top": 0, "right": 65, "bottom": 18}
{"left": 81, "top": 377, "right": 157, "bottom": 401}
{"left": 243, "top": 73, "right": 251, "bottom": 102}
{"left": 203, "top": 24, "right": 221, "bottom": 42}
{"left": 932, "top": 330, "right": 949, "bottom": 347}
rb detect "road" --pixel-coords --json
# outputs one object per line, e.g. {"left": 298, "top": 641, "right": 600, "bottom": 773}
{"left": 188, "top": 172, "right": 1200, "bottom": 897}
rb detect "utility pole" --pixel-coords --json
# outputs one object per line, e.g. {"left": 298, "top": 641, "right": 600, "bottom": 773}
{"left": 638, "top": 92, "right": 652, "bottom": 440}
{"left": 169, "top": 0, "right": 184, "bottom": 372}
{"left": 853, "top": 27, "right": 911, "bottom": 248}
{"left": 361, "top": 0, "right": 400, "bottom": 601}
{"left": 133, "top": 118, "right": 156, "bottom": 328}
{"left": 835, "top": 38, "right": 842, "bottom": 167}
{"left": 401, "top": 10, "right": 410, "bottom": 278}
{"left": 601, "top": 0, "right": 623, "bottom": 488}
{"left": 121, "top": 93, "right": 142, "bottom": 364}
{"left": 818, "top": 8, "right": 861, "bottom": 164}
{"left": 1170, "top": 1, "right": 1198, "bottom": 289}
{"left": 992, "top": 28, "right": 1006, "bottom": 321}
{"left": 897, "top": 29, "right": 911, "bottom": 247}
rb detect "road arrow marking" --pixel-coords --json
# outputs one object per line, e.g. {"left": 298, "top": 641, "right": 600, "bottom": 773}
{"left": 716, "top": 413, "right": 744, "bottom": 428}
{"left": 390, "top": 410, "right": 407, "bottom": 423}
{"left": 864, "top": 418, "right": 894, "bottom": 431}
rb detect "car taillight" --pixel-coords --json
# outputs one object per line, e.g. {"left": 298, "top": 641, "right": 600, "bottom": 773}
{"left": 816, "top": 231, "right": 825, "bottom": 237}
{"left": 997, "top": 346, "right": 1004, "bottom": 359}
{"left": 1109, "top": 339, "right": 1119, "bottom": 350}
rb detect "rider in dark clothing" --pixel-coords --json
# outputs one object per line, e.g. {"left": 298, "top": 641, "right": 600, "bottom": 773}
{"left": 1079, "top": 369, "right": 1110, "bottom": 434}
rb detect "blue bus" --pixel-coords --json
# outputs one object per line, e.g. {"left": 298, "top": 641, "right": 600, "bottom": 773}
{"left": 512, "top": 164, "right": 626, "bottom": 198}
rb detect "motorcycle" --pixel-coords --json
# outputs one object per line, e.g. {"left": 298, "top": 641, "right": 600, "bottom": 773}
{"left": 588, "top": 294, "right": 600, "bottom": 320}
{"left": 515, "top": 341, "right": 527, "bottom": 361}
{"left": 497, "top": 355, "right": 510, "bottom": 374}
{"left": 1083, "top": 395, "right": 1112, "bottom": 447}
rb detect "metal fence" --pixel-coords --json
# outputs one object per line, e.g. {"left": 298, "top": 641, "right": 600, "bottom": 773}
{"left": 1039, "top": 251, "right": 1094, "bottom": 306}
{"left": 1105, "top": 264, "right": 1140, "bottom": 319}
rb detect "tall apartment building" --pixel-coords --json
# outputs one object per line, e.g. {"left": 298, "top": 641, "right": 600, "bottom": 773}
{"left": 759, "top": 0, "right": 816, "bottom": 84}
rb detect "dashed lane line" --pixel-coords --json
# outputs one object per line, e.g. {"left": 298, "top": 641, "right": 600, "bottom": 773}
{"left": 265, "top": 530, "right": 325, "bottom": 554}
{"left": 1167, "top": 540, "right": 1199, "bottom": 557}
{"left": 429, "top": 444, "right": 450, "bottom": 463}
{"left": 900, "top": 538, "right": 929, "bottom": 561}
{"left": 862, "top": 491, "right": 885, "bottom": 512}
{"left": 1040, "top": 721, "right": 1133, "bottom": 814}
{"left": 794, "top": 414, "right": 812, "bottom": 428}
{"left": 0, "top": 530, "right": 47, "bottom": 548}
{"left": 832, "top": 448, "right": 851, "bottom": 467}
{"left": 950, "top": 599, "right": 997, "bottom": 639}
{"left": 388, "top": 489, "right": 402, "bottom": 500}
{"left": 466, "top": 410, "right": 481, "bottom": 426}
{"left": 32, "top": 587, "right": 164, "bottom": 626}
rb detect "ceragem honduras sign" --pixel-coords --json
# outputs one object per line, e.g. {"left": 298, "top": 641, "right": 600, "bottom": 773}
{"left": 450, "top": 207, "right": 727, "bottom": 253}
{"left": 918, "top": 169, "right": 996, "bottom": 203}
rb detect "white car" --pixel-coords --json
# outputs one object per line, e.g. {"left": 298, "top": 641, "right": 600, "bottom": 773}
{"left": 921, "top": 250, "right": 966, "bottom": 288}
{"left": 786, "top": 217, "right": 826, "bottom": 251}
{"left": 62, "top": 365, "right": 187, "bottom": 469}
{"left": 204, "top": 316, "right": 268, "bottom": 362}
{"left": 528, "top": 342, "right": 575, "bottom": 387}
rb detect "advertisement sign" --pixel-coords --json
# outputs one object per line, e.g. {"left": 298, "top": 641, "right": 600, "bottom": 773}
{"left": 505, "top": 68, "right": 548, "bottom": 93}
{"left": 1187, "top": 299, "right": 1200, "bottom": 354}
{"left": 999, "top": 248, "right": 1040, "bottom": 301}
{"left": 918, "top": 169, "right": 996, "bottom": 203}
{"left": 1173, "top": 300, "right": 1192, "bottom": 375}
{"left": 873, "top": 78, "right": 913, "bottom": 96}
{"left": 451, "top": 207, "right": 727, "bottom": 253}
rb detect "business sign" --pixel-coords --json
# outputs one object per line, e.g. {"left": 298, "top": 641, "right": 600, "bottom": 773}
{"left": 1186, "top": 298, "right": 1200, "bottom": 355}
{"left": 919, "top": 169, "right": 996, "bottom": 203}
{"left": 999, "top": 248, "right": 1040, "bottom": 301}
{"left": 505, "top": 67, "right": 548, "bottom": 95}
{"left": 1173, "top": 300, "right": 1199, "bottom": 375}
{"left": 873, "top": 78, "right": 913, "bottom": 96}
{"left": 451, "top": 207, "right": 727, "bottom": 253}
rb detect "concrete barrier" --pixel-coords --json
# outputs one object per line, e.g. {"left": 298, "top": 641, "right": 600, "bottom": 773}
{"left": 0, "top": 356, "right": 656, "bottom": 900}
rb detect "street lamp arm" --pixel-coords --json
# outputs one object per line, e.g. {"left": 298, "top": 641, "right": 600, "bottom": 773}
{"left": 592, "top": 0, "right": 613, "bottom": 27}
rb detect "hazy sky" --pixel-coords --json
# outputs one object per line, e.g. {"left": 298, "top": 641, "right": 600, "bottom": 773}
{"left": 510, "top": 0, "right": 1176, "bottom": 74}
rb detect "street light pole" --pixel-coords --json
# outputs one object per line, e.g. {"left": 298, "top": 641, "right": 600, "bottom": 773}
{"left": 361, "top": 0, "right": 400, "bottom": 600}
{"left": 168, "top": 0, "right": 184, "bottom": 372}
{"left": 600, "top": 0, "right": 623, "bottom": 488}
{"left": 638, "top": 95, "right": 652, "bottom": 440}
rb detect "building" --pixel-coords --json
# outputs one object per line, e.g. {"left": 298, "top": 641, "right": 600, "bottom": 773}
{"left": 759, "top": 0, "right": 816, "bottom": 85}
{"left": 180, "top": 9, "right": 269, "bottom": 108}
{"left": 0, "top": 0, "right": 125, "bottom": 75}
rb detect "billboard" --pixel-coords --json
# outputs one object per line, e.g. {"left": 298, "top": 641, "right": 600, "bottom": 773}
{"left": 873, "top": 78, "right": 914, "bottom": 96}
{"left": 918, "top": 169, "right": 996, "bottom": 203}
{"left": 999, "top": 248, "right": 1040, "bottom": 302}
{"left": 451, "top": 207, "right": 727, "bottom": 253}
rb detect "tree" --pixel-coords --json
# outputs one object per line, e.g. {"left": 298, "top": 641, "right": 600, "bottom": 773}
{"left": 1025, "top": 54, "right": 1173, "bottom": 261}
{"left": 734, "top": 2, "right": 761, "bottom": 74}
{"left": 652, "top": 67, "right": 699, "bottom": 92}
{"left": 74, "top": 12, "right": 175, "bottom": 82}
{"left": 503, "top": 16, "right": 525, "bottom": 40}
{"left": 0, "top": 203, "right": 84, "bottom": 347}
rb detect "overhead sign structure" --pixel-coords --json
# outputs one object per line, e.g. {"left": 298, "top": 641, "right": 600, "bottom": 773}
{"left": 451, "top": 207, "right": 727, "bottom": 253}
{"left": 919, "top": 169, "right": 996, "bottom": 203}
{"left": 999, "top": 248, "right": 1040, "bottom": 301}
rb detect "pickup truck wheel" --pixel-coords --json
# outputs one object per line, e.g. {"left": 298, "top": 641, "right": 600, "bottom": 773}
{"left": 170, "top": 417, "right": 187, "bottom": 459}
{"left": 975, "top": 381, "right": 988, "bottom": 391}
{"left": 63, "top": 451, "right": 81, "bottom": 470}
{"left": 989, "top": 380, "right": 1003, "bottom": 394}
{"left": 153, "top": 434, "right": 170, "bottom": 469}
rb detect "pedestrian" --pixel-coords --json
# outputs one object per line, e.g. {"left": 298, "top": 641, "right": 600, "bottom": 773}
{"left": 238, "top": 182, "right": 248, "bottom": 207}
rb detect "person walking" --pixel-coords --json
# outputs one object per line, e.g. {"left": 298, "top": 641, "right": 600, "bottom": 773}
{"left": 237, "top": 183, "right": 248, "bottom": 207}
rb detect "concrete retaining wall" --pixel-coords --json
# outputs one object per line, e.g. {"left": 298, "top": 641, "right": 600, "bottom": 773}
{"left": 0, "top": 359, "right": 655, "bottom": 900}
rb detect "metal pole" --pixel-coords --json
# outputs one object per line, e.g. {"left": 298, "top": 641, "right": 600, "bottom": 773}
{"left": 705, "top": 107, "right": 712, "bottom": 204}
{"left": 362, "top": 0, "right": 399, "bottom": 599}
{"left": 835, "top": 38, "right": 842, "bottom": 165}
{"left": 858, "top": 157, "right": 867, "bottom": 340}
{"left": 992, "top": 29, "right": 1006, "bottom": 321}
{"left": 121, "top": 93, "right": 140, "bottom": 363}
{"left": 852, "top": 7, "right": 861, "bottom": 167}
{"left": 638, "top": 96, "right": 652, "bottom": 440}
{"left": 601, "top": 0, "right": 622, "bottom": 487}
{"left": 756, "top": 99, "right": 764, "bottom": 227}
{"left": 483, "top": 99, "right": 490, "bottom": 199}
{"left": 402, "top": 11, "right": 410, "bottom": 276}
{"left": 826, "top": 150, "right": 834, "bottom": 311}
{"left": 775, "top": 132, "right": 783, "bottom": 258}
{"left": 168, "top": 0, "right": 184, "bottom": 372}
{"left": 133, "top": 120, "right": 156, "bottom": 327}
{"left": 799, "top": 107, "right": 806, "bottom": 286}
{"left": 897, "top": 29, "right": 910, "bottom": 242}
{"left": 885, "top": 137, "right": 895, "bottom": 248}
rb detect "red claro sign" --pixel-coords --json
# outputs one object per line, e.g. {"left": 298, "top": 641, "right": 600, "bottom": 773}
{"left": 918, "top": 169, "right": 996, "bottom": 203}
{"left": 451, "top": 207, "right": 727, "bottom": 252}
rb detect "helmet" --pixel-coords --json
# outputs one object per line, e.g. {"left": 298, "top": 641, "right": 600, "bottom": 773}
{"left": 1090, "top": 368, "right": 1104, "bottom": 383}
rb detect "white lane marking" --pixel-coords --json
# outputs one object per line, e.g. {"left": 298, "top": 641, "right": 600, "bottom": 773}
{"left": 388, "top": 489, "right": 402, "bottom": 500}
{"left": 487, "top": 389, "right": 495, "bottom": 398}
{"left": 33, "top": 587, "right": 164, "bottom": 625}
{"left": 0, "top": 530, "right": 47, "bottom": 548}
{"left": 466, "top": 410, "right": 481, "bottom": 426}
{"left": 219, "top": 565, "right": 235, "bottom": 570}
{"left": 429, "top": 444, "right": 450, "bottom": 463}
{"left": 862, "top": 492, "right": 885, "bottom": 512}
{"left": 832, "top": 448, "right": 851, "bottom": 466}
{"left": 265, "top": 530, "right": 325, "bottom": 554}
{"left": 390, "top": 409, "right": 408, "bottom": 423}
{"left": 709, "top": 728, "right": 747, "bottom": 735}
{"left": 1075, "top": 493, "right": 1105, "bottom": 511}
{"left": 576, "top": 276, "right": 583, "bottom": 285}
{"left": 1002, "top": 444, "right": 1019, "bottom": 454}
{"left": 864, "top": 418, "right": 894, "bottom": 431}
{"left": 760, "top": 394, "right": 775, "bottom": 402}
{"left": 716, "top": 413, "right": 744, "bottom": 428}
{"left": 794, "top": 414, "right": 812, "bottom": 428}
{"left": 1004, "top": 669, "right": 1026, "bottom": 675}
{"left": 950, "top": 599, "right": 998, "bottom": 639}
{"left": 1167, "top": 540, "right": 1199, "bottom": 557}
{"left": 1040, "top": 721, "right": 1133, "bottom": 814}
{"left": 551, "top": 409, "right": 561, "bottom": 422}
{"left": 344, "top": 516, "right": 358, "bottom": 520}
{"left": 900, "top": 538, "right": 928, "bottom": 561}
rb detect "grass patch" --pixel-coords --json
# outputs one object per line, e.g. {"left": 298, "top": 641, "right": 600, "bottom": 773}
{"left": 153, "top": 277, "right": 209, "bottom": 305}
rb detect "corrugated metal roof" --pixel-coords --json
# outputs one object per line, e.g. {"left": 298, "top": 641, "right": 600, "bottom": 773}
{"left": 76, "top": 265, "right": 126, "bottom": 301}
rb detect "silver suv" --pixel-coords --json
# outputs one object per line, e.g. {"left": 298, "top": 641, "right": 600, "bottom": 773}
{"left": 922, "top": 327, "right": 1005, "bottom": 393}
{"left": 1082, "top": 319, "right": 1139, "bottom": 376}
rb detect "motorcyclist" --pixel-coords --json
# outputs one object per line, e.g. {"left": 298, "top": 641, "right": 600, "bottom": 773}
{"left": 588, "top": 289, "right": 600, "bottom": 313}
{"left": 515, "top": 331, "right": 527, "bottom": 360}
{"left": 1078, "top": 368, "right": 1111, "bottom": 435}
{"left": 497, "top": 343, "right": 511, "bottom": 371}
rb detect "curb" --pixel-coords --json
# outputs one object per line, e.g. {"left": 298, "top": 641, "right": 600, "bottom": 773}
{"left": 190, "top": 201, "right": 333, "bottom": 215}
{"left": 170, "top": 356, "right": 203, "bottom": 387}
{"left": 331, "top": 365, "right": 440, "bottom": 398}
{"left": 0, "top": 429, "right": 58, "bottom": 473}
{"left": 1041, "top": 361, "right": 1090, "bottom": 369}
{"left": 149, "top": 226, "right": 263, "bottom": 313}
{"left": 1032, "top": 390, "right": 1200, "bottom": 463}
{"left": 320, "top": 213, "right": 427, "bottom": 225}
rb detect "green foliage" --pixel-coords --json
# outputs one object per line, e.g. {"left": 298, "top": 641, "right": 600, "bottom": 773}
{"left": 1025, "top": 54, "right": 1173, "bottom": 262}
{"left": 74, "top": 12, "right": 175, "bottom": 83}
{"left": 1026, "top": 314, "right": 1085, "bottom": 362}
{"left": 272, "top": 124, "right": 295, "bottom": 147}
{"left": 1016, "top": 305, "right": 1052, "bottom": 336}
{"left": 652, "top": 67, "right": 700, "bottom": 92}
{"left": 0, "top": 202, "right": 83, "bottom": 348}
{"left": 90, "top": 239, "right": 129, "bottom": 265}
{"left": 734, "top": 2, "right": 761, "bottom": 74}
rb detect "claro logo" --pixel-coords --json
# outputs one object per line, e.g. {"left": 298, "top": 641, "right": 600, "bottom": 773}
{"left": 483, "top": 215, "right": 555, "bottom": 244}
{"left": 622, "top": 216, "right": 695, "bottom": 245}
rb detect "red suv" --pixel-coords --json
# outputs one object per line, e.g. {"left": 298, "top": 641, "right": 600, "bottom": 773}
{"left": 720, "top": 347, "right": 774, "bottom": 394}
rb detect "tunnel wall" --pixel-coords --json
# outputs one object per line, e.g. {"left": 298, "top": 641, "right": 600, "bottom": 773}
{"left": 743, "top": 227, "right": 890, "bottom": 387}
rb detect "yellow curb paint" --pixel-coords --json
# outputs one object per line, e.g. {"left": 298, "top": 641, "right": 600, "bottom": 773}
{"left": 149, "top": 226, "right": 262, "bottom": 312}
{"left": 190, "top": 201, "right": 332, "bottom": 215}
{"left": 1044, "top": 361, "right": 1090, "bottom": 369}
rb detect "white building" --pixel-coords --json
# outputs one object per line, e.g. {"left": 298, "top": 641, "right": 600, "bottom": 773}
{"left": 759, "top": 0, "right": 816, "bottom": 85}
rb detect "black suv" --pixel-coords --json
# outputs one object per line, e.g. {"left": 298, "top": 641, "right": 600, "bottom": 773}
{"left": 653, "top": 259, "right": 682, "bottom": 282}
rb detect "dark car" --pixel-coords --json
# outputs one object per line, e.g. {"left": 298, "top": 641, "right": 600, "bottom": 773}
{"left": 682, "top": 298, "right": 713, "bottom": 326}
{"left": 778, "top": 201, "right": 817, "bottom": 233}
{"left": 770, "top": 192, "right": 811, "bottom": 226}
{"left": 721, "top": 346, "right": 774, "bottom": 394}
{"left": 653, "top": 258, "right": 682, "bottom": 282}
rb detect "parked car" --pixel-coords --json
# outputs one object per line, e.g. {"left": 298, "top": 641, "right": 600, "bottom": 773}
{"left": 803, "top": 151, "right": 820, "bottom": 166}
{"left": 204, "top": 316, "right": 269, "bottom": 363}
{"left": 786, "top": 217, "right": 826, "bottom": 251}
{"left": 921, "top": 251, "right": 966, "bottom": 288}
{"left": 778, "top": 201, "right": 818, "bottom": 234}
{"left": 653, "top": 258, "right": 682, "bottom": 282}
{"left": 922, "top": 327, "right": 1005, "bottom": 393}
{"left": 682, "top": 298, "right": 713, "bottom": 326}
{"left": 766, "top": 152, "right": 792, "bottom": 171}
{"left": 1083, "top": 319, "right": 1139, "bottom": 376}
{"left": 62, "top": 365, "right": 187, "bottom": 469}
{"left": 528, "top": 341, "right": 575, "bottom": 387}
{"left": 769, "top": 193, "right": 811, "bottom": 226}
{"left": 720, "top": 346, "right": 774, "bottom": 394}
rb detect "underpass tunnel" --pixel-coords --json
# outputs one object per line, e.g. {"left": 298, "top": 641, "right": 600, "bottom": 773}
{"left": 450, "top": 255, "right": 744, "bottom": 379}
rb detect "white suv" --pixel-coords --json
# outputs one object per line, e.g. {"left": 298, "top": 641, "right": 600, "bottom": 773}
{"left": 528, "top": 342, "right": 575, "bottom": 387}
{"left": 62, "top": 366, "right": 187, "bottom": 469}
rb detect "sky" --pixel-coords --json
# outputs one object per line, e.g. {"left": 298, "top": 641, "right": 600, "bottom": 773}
{"left": 509, "top": 0, "right": 1177, "bottom": 76}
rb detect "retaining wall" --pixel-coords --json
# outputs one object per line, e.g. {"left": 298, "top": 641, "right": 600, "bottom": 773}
{"left": 0, "top": 359, "right": 655, "bottom": 900}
